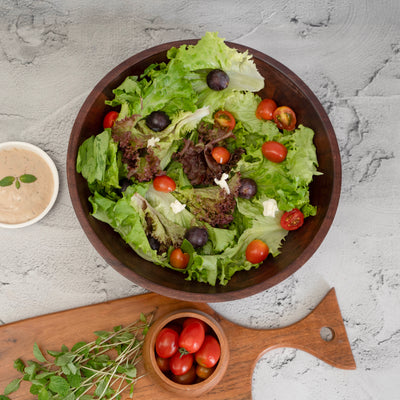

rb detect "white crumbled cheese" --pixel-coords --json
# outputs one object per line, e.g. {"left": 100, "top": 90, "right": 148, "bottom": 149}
{"left": 214, "top": 173, "right": 230, "bottom": 194}
{"left": 170, "top": 199, "right": 186, "bottom": 214}
{"left": 147, "top": 137, "right": 160, "bottom": 147}
{"left": 263, "top": 198, "right": 279, "bottom": 217}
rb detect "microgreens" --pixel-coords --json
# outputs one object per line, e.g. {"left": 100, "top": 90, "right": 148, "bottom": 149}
{"left": 1, "top": 312, "right": 154, "bottom": 400}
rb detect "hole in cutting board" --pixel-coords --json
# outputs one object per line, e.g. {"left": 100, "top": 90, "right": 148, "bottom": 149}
{"left": 320, "top": 326, "right": 335, "bottom": 342}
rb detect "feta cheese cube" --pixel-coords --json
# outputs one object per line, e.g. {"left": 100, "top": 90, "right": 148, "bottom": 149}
{"left": 214, "top": 173, "right": 230, "bottom": 194}
{"left": 147, "top": 137, "right": 160, "bottom": 147}
{"left": 263, "top": 198, "right": 279, "bottom": 217}
{"left": 170, "top": 199, "right": 186, "bottom": 214}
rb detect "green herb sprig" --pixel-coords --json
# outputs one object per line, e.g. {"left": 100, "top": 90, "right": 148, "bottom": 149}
{"left": 1, "top": 312, "right": 154, "bottom": 400}
{"left": 0, "top": 174, "right": 37, "bottom": 189}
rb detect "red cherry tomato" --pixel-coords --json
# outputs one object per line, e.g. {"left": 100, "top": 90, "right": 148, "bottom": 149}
{"left": 155, "top": 328, "right": 179, "bottom": 359}
{"left": 171, "top": 364, "right": 197, "bottom": 384}
{"left": 169, "top": 352, "right": 193, "bottom": 376}
{"left": 245, "top": 239, "right": 269, "bottom": 264}
{"left": 156, "top": 355, "right": 170, "bottom": 372}
{"left": 280, "top": 209, "right": 304, "bottom": 231}
{"left": 195, "top": 335, "right": 221, "bottom": 369}
{"left": 170, "top": 248, "right": 190, "bottom": 269}
{"left": 273, "top": 106, "right": 297, "bottom": 131}
{"left": 103, "top": 111, "right": 119, "bottom": 129}
{"left": 179, "top": 320, "right": 205, "bottom": 354}
{"left": 211, "top": 146, "right": 230, "bottom": 164}
{"left": 183, "top": 318, "right": 209, "bottom": 334}
{"left": 256, "top": 99, "right": 277, "bottom": 120}
{"left": 261, "top": 141, "right": 288, "bottom": 163}
{"left": 214, "top": 110, "right": 236, "bottom": 131}
{"left": 153, "top": 175, "right": 176, "bottom": 192}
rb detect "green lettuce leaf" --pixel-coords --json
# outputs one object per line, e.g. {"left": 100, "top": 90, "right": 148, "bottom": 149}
{"left": 89, "top": 192, "right": 160, "bottom": 263}
{"left": 76, "top": 130, "right": 121, "bottom": 196}
{"left": 90, "top": 189, "right": 187, "bottom": 264}
{"left": 130, "top": 193, "right": 185, "bottom": 253}
{"left": 223, "top": 91, "right": 281, "bottom": 139}
{"left": 234, "top": 197, "right": 287, "bottom": 256}
{"left": 105, "top": 60, "right": 198, "bottom": 119}
{"left": 145, "top": 185, "right": 194, "bottom": 229}
{"left": 105, "top": 76, "right": 146, "bottom": 116}
{"left": 167, "top": 32, "right": 264, "bottom": 92}
{"left": 284, "top": 125, "right": 321, "bottom": 185}
{"left": 165, "top": 160, "right": 192, "bottom": 189}
{"left": 196, "top": 86, "right": 235, "bottom": 116}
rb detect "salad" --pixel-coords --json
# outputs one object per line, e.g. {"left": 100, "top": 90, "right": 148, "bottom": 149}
{"left": 76, "top": 32, "right": 320, "bottom": 286}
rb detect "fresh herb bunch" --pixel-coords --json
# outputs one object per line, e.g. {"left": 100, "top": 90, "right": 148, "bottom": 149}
{"left": 1, "top": 312, "right": 154, "bottom": 400}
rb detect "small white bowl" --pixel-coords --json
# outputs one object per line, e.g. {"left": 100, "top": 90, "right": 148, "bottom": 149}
{"left": 0, "top": 142, "right": 59, "bottom": 229}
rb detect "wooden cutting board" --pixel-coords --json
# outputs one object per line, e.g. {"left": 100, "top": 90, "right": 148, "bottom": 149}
{"left": 0, "top": 288, "right": 355, "bottom": 399}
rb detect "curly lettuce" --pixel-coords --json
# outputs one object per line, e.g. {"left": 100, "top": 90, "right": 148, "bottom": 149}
{"left": 105, "top": 60, "right": 198, "bottom": 119}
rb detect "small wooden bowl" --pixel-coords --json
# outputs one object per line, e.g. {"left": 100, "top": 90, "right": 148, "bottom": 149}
{"left": 142, "top": 310, "right": 229, "bottom": 397}
{"left": 67, "top": 39, "right": 341, "bottom": 301}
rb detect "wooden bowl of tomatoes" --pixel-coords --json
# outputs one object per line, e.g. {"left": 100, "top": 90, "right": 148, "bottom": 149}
{"left": 67, "top": 37, "right": 341, "bottom": 301}
{"left": 142, "top": 310, "right": 229, "bottom": 396}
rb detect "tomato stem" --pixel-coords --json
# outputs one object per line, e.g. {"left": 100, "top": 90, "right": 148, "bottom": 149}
{"left": 178, "top": 347, "right": 190, "bottom": 357}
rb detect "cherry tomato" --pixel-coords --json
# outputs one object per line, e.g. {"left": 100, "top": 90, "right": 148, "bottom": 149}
{"left": 273, "top": 106, "right": 297, "bottom": 131}
{"left": 171, "top": 365, "right": 197, "bottom": 384}
{"left": 280, "top": 208, "right": 304, "bottom": 231}
{"left": 245, "top": 239, "right": 269, "bottom": 264}
{"left": 170, "top": 248, "right": 190, "bottom": 269}
{"left": 155, "top": 328, "right": 179, "bottom": 359}
{"left": 153, "top": 175, "right": 176, "bottom": 192}
{"left": 195, "top": 335, "right": 221, "bottom": 368}
{"left": 179, "top": 320, "right": 205, "bottom": 354}
{"left": 103, "top": 111, "right": 119, "bottom": 129}
{"left": 183, "top": 318, "right": 209, "bottom": 334}
{"left": 156, "top": 355, "right": 170, "bottom": 372}
{"left": 214, "top": 110, "right": 236, "bottom": 131}
{"left": 256, "top": 99, "right": 277, "bottom": 120}
{"left": 211, "top": 146, "right": 230, "bottom": 164}
{"left": 261, "top": 141, "right": 288, "bottom": 163}
{"left": 196, "top": 364, "right": 215, "bottom": 380}
{"left": 169, "top": 352, "right": 193, "bottom": 376}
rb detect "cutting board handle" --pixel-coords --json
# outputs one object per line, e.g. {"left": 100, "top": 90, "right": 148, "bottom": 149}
{"left": 252, "top": 288, "right": 356, "bottom": 370}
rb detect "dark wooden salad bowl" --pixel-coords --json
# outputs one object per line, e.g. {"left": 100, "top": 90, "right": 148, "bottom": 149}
{"left": 67, "top": 40, "right": 341, "bottom": 302}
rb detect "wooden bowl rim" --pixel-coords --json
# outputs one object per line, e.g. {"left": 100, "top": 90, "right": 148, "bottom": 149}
{"left": 67, "top": 39, "right": 341, "bottom": 302}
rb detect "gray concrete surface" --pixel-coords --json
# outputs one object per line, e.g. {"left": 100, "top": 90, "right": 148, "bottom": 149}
{"left": 1, "top": 0, "right": 399, "bottom": 398}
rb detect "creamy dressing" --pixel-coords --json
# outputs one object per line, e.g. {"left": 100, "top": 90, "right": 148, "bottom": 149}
{"left": 0, "top": 148, "right": 54, "bottom": 224}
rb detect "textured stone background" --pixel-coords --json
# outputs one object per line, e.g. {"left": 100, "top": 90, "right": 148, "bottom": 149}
{"left": 1, "top": 0, "right": 399, "bottom": 399}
